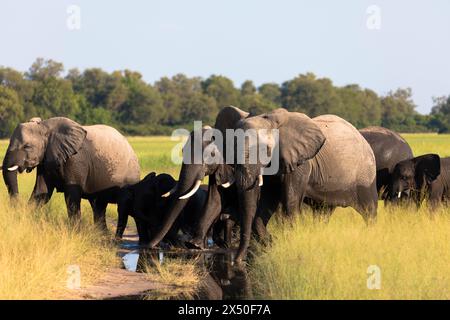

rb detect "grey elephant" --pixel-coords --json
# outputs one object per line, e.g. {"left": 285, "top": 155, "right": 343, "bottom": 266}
{"left": 147, "top": 107, "right": 378, "bottom": 262}
{"left": 228, "top": 108, "right": 378, "bottom": 261}
{"left": 2, "top": 117, "right": 140, "bottom": 228}
{"left": 359, "top": 126, "right": 413, "bottom": 201}
{"left": 389, "top": 154, "right": 449, "bottom": 208}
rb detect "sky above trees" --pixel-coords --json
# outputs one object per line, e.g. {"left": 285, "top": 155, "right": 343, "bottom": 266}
{"left": 0, "top": 1, "right": 449, "bottom": 114}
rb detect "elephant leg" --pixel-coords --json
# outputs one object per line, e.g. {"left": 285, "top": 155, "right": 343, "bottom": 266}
{"left": 64, "top": 185, "right": 82, "bottom": 225}
{"left": 115, "top": 207, "right": 129, "bottom": 239}
{"left": 212, "top": 218, "right": 225, "bottom": 248}
{"left": 252, "top": 198, "right": 279, "bottom": 244}
{"left": 134, "top": 217, "right": 150, "bottom": 245}
{"left": 224, "top": 218, "right": 235, "bottom": 248}
{"left": 311, "top": 201, "right": 335, "bottom": 223}
{"left": 236, "top": 187, "right": 259, "bottom": 263}
{"left": 29, "top": 167, "right": 54, "bottom": 206}
{"left": 115, "top": 196, "right": 131, "bottom": 239}
{"left": 281, "top": 166, "right": 309, "bottom": 218}
{"left": 356, "top": 184, "right": 378, "bottom": 225}
{"left": 187, "top": 190, "right": 222, "bottom": 250}
{"left": 89, "top": 198, "right": 108, "bottom": 231}
{"left": 428, "top": 182, "right": 444, "bottom": 211}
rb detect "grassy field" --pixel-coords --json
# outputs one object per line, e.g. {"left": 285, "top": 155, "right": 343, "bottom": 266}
{"left": 0, "top": 136, "right": 182, "bottom": 299}
{"left": 0, "top": 133, "right": 449, "bottom": 299}
{"left": 251, "top": 133, "right": 450, "bottom": 300}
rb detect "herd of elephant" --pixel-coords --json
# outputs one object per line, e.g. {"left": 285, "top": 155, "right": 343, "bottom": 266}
{"left": 1, "top": 107, "right": 449, "bottom": 263}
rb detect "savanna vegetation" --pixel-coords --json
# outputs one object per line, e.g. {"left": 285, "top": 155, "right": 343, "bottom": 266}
{"left": 250, "top": 133, "right": 450, "bottom": 300}
{"left": 0, "top": 136, "right": 184, "bottom": 299}
{"left": 1, "top": 134, "right": 449, "bottom": 299}
{"left": 1, "top": 58, "right": 450, "bottom": 138}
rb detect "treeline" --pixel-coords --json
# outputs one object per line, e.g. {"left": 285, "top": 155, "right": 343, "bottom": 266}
{"left": 0, "top": 58, "right": 449, "bottom": 138}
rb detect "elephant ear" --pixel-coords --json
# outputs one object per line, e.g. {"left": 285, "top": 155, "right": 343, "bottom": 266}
{"left": 155, "top": 173, "right": 177, "bottom": 196}
{"left": 413, "top": 154, "right": 440, "bottom": 187}
{"left": 43, "top": 118, "right": 87, "bottom": 168}
{"left": 214, "top": 164, "right": 235, "bottom": 186}
{"left": 263, "top": 109, "right": 326, "bottom": 173}
{"left": 214, "top": 106, "right": 249, "bottom": 134}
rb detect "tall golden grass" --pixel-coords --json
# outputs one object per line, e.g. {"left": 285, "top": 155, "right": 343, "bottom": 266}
{"left": 250, "top": 133, "right": 450, "bottom": 300}
{"left": 0, "top": 196, "right": 118, "bottom": 299}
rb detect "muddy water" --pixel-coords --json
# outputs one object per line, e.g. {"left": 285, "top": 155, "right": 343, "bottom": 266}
{"left": 121, "top": 249, "right": 253, "bottom": 300}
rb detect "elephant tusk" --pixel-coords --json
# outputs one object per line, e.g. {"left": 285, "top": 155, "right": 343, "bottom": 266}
{"left": 397, "top": 191, "right": 402, "bottom": 198}
{"left": 179, "top": 180, "right": 202, "bottom": 200}
{"left": 161, "top": 185, "right": 177, "bottom": 198}
{"left": 221, "top": 177, "right": 235, "bottom": 188}
{"left": 7, "top": 165, "right": 19, "bottom": 172}
{"left": 258, "top": 175, "right": 263, "bottom": 187}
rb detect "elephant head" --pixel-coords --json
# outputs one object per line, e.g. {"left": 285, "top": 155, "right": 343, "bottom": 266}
{"left": 388, "top": 154, "right": 441, "bottom": 204}
{"left": 147, "top": 106, "right": 249, "bottom": 248}
{"left": 2, "top": 117, "right": 86, "bottom": 197}
{"left": 232, "top": 108, "right": 326, "bottom": 262}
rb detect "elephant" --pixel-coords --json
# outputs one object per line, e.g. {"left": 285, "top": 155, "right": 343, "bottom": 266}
{"left": 389, "top": 154, "right": 449, "bottom": 208}
{"left": 359, "top": 126, "right": 414, "bottom": 200}
{"left": 114, "top": 172, "right": 208, "bottom": 247}
{"left": 2, "top": 117, "right": 140, "bottom": 229}
{"left": 145, "top": 110, "right": 283, "bottom": 253}
{"left": 148, "top": 107, "right": 378, "bottom": 263}
{"left": 229, "top": 107, "right": 378, "bottom": 262}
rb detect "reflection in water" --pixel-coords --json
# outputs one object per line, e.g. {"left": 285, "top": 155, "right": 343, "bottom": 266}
{"left": 122, "top": 250, "right": 252, "bottom": 300}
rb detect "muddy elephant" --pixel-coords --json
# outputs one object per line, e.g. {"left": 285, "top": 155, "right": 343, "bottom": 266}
{"left": 115, "top": 172, "right": 208, "bottom": 247}
{"left": 230, "top": 107, "right": 378, "bottom": 262}
{"left": 389, "top": 154, "right": 449, "bottom": 208}
{"left": 2, "top": 117, "right": 140, "bottom": 228}
{"left": 359, "top": 126, "right": 413, "bottom": 200}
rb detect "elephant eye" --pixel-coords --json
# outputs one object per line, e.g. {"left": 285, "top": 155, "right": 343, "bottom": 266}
{"left": 24, "top": 145, "right": 32, "bottom": 150}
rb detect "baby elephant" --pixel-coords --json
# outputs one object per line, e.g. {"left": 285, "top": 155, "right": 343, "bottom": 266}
{"left": 115, "top": 172, "right": 207, "bottom": 246}
{"left": 389, "top": 154, "right": 450, "bottom": 208}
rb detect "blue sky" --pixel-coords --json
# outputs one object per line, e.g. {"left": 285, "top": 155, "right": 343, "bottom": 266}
{"left": 0, "top": 0, "right": 449, "bottom": 114}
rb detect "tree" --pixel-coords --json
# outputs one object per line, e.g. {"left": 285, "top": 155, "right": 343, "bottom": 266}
{"left": 26, "top": 58, "right": 64, "bottom": 81}
{"left": 281, "top": 73, "right": 342, "bottom": 117}
{"left": 258, "top": 83, "right": 281, "bottom": 105}
{"left": 240, "top": 94, "right": 277, "bottom": 115}
{"left": 380, "top": 88, "right": 417, "bottom": 131}
{"left": 241, "top": 80, "right": 256, "bottom": 96}
{"left": 202, "top": 75, "right": 240, "bottom": 107}
{"left": 156, "top": 74, "right": 218, "bottom": 125}
{"left": 0, "top": 86, "right": 23, "bottom": 137}
{"left": 430, "top": 96, "right": 450, "bottom": 133}
{"left": 31, "top": 76, "right": 80, "bottom": 119}
{"left": 0, "top": 67, "right": 35, "bottom": 118}
{"left": 119, "top": 71, "right": 164, "bottom": 125}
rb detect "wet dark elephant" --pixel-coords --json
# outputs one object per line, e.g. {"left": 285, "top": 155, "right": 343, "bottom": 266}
{"left": 2, "top": 117, "right": 140, "bottom": 229}
{"left": 359, "top": 126, "right": 414, "bottom": 201}
{"left": 389, "top": 154, "right": 449, "bottom": 208}
{"left": 115, "top": 172, "right": 208, "bottom": 247}
{"left": 230, "top": 108, "right": 378, "bottom": 262}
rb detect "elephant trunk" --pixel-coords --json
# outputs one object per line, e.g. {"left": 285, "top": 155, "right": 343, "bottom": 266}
{"left": 2, "top": 150, "right": 25, "bottom": 197}
{"left": 148, "top": 163, "right": 204, "bottom": 247}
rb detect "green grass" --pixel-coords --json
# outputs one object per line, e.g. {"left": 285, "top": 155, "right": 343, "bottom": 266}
{"left": 250, "top": 133, "right": 450, "bottom": 300}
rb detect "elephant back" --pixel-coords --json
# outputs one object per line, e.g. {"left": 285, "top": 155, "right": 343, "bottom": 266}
{"left": 74, "top": 125, "right": 140, "bottom": 194}
{"left": 309, "top": 115, "right": 376, "bottom": 192}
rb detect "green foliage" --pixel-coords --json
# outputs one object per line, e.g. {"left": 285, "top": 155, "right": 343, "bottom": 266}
{"left": 0, "top": 86, "right": 23, "bottom": 137}
{"left": 0, "top": 58, "right": 447, "bottom": 138}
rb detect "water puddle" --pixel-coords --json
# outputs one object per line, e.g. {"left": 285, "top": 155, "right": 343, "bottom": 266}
{"left": 121, "top": 249, "right": 253, "bottom": 300}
